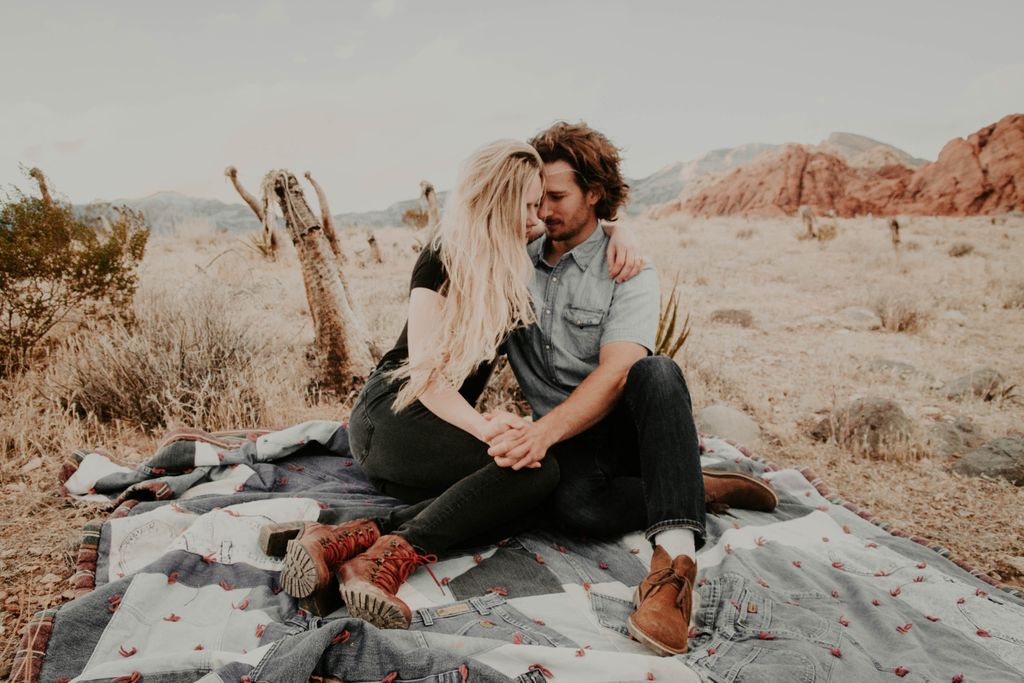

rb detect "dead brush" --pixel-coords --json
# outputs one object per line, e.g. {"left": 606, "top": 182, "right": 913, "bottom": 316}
{"left": 244, "top": 229, "right": 279, "bottom": 260}
{"left": 656, "top": 275, "right": 691, "bottom": 359}
{"left": 872, "top": 293, "right": 930, "bottom": 332}
{"left": 46, "top": 284, "right": 305, "bottom": 431}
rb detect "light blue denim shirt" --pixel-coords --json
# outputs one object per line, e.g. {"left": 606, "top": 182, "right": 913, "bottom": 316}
{"left": 506, "top": 224, "right": 660, "bottom": 417}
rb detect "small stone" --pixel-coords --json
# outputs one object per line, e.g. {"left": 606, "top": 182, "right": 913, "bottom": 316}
{"left": 710, "top": 309, "right": 754, "bottom": 327}
{"left": 831, "top": 307, "right": 882, "bottom": 331}
{"left": 953, "top": 437, "right": 1024, "bottom": 485}
{"left": 697, "top": 405, "right": 762, "bottom": 450}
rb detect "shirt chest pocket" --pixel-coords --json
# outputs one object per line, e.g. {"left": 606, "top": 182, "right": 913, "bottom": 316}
{"left": 562, "top": 305, "right": 604, "bottom": 361}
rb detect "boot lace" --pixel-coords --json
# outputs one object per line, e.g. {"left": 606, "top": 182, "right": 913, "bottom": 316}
{"left": 640, "top": 567, "right": 693, "bottom": 608}
{"left": 370, "top": 543, "right": 442, "bottom": 594}
{"left": 320, "top": 522, "right": 378, "bottom": 567}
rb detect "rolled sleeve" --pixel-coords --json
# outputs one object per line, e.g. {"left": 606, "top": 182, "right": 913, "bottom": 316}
{"left": 599, "top": 266, "right": 660, "bottom": 353}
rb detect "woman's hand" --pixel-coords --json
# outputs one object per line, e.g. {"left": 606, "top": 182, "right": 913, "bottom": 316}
{"left": 604, "top": 223, "right": 645, "bottom": 283}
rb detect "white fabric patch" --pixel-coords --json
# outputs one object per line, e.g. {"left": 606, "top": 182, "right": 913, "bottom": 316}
{"left": 180, "top": 464, "right": 256, "bottom": 500}
{"left": 170, "top": 498, "right": 322, "bottom": 569}
{"left": 79, "top": 572, "right": 274, "bottom": 679}
{"left": 193, "top": 441, "right": 223, "bottom": 467}
{"left": 107, "top": 505, "right": 198, "bottom": 581}
{"left": 255, "top": 420, "right": 342, "bottom": 461}
{"left": 64, "top": 452, "right": 134, "bottom": 496}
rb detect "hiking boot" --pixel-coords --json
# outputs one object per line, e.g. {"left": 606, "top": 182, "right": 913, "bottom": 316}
{"left": 339, "top": 534, "right": 438, "bottom": 630}
{"left": 704, "top": 470, "right": 778, "bottom": 513}
{"left": 627, "top": 546, "right": 697, "bottom": 656}
{"left": 274, "top": 519, "right": 380, "bottom": 598}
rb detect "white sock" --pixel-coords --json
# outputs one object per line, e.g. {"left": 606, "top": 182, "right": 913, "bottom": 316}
{"left": 654, "top": 528, "right": 696, "bottom": 559}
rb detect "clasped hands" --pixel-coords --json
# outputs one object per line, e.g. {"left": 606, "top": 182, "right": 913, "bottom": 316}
{"left": 479, "top": 410, "right": 555, "bottom": 471}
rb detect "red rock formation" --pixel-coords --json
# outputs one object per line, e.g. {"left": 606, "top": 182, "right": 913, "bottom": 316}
{"left": 675, "top": 114, "right": 1023, "bottom": 217}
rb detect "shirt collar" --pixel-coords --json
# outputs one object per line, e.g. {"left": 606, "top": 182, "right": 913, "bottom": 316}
{"left": 530, "top": 221, "right": 606, "bottom": 272}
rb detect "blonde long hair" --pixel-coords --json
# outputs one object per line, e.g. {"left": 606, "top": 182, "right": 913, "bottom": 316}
{"left": 389, "top": 139, "right": 541, "bottom": 410}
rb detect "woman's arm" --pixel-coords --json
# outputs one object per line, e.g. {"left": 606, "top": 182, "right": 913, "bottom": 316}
{"left": 602, "top": 222, "right": 645, "bottom": 283}
{"left": 406, "top": 288, "right": 507, "bottom": 442}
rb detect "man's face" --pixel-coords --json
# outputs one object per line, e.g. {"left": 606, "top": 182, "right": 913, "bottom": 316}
{"left": 539, "top": 160, "right": 599, "bottom": 243}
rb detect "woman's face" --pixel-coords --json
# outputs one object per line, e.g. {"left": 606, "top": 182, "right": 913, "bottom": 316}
{"left": 523, "top": 171, "right": 543, "bottom": 241}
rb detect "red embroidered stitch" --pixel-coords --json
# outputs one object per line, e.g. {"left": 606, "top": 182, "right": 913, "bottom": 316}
{"left": 926, "top": 615, "right": 941, "bottom": 622}
{"left": 830, "top": 647, "right": 842, "bottom": 658}
{"left": 473, "top": 554, "right": 482, "bottom": 564}
{"left": 224, "top": 509, "right": 240, "bottom": 517}
{"left": 195, "top": 644, "right": 204, "bottom": 650}
{"left": 975, "top": 588, "right": 987, "bottom": 597}
{"left": 707, "top": 646, "right": 717, "bottom": 655}
{"left": 533, "top": 619, "right": 546, "bottom": 625}
{"left": 821, "top": 536, "right": 830, "bottom": 543}
{"left": 913, "top": 576, "right": 925, "bottom": 583}
{"left": 871, "top": 599, "right": 881, "bottom": 606}
{"left": 647, "top": 673, "right": 656, "bottom": 681}
{"left": 839, "top": 616, "right": 850, "bottom": 627}
{"left": 874, "top": 570, "right": 890, "bottom": 577}
{"left": 865, "top": 542, "right": 879, "bottom": 548}
{"left": 583, "top": 582, "right": 591, "bottom": 591}
{"left": 112, "top": 673, "right": 141, "bottom": 683}
{"left": 512, "top": 633, "right": 524, "bottom": 644}
{"left": 219, "top": 580, "right": 235, "bottom": 590}
{"left": 957, "top": 597, "right": 966, "bottom": 604}
{"left": 792, "top": 560, "right": 802, "bottom": 568}
{"left": 381, "top": 673, "right": 398, "bottom": 683}
{"left": 916, "top": 561, "right": 926, "bottom": 569}
{"left": 831, "top": 590, "right": 840, "bottom": 599}
{"left": 894, "top": 666, "right": 910, "bottom": 677}
{"left": 575, "top": 648, "right": 586, "bottom": 657}
{"left": 755, "top": 536, "right": 766, "bottom": 546}
{"left": 896, "top": 623, "right": 912, "bottom": 633}
{"left": 233, "top": 599, "right": 250, "bottom": 610}
{"left": 842, "top": 525, "right": 851, "bottom": 534}
{"left": 287, "top": 464, "right": 305, "bottom": 471}
{"left": 255, "top": 624, "right": 265, "bottom": 638}
{"left": 629, "top": 548, "right": 640, "bottom": 555}
{"left": 757, "top": 631, "right": 774, "bottom": 640}
{"left": 599, "top": 561, "right": 609, "bottom": 570}
{"left": 163, "top": 613, "right": 181, "bottom": 622}
{"left": 756, "top": 579, "right": 770, "bottom": 588}
{"left": 527, "top": 664, "right": 553, "bottom": 679}
{"left": 332, "top": 629, "right": 350, "bottom": 645}
{"left": 832, "top": 561, "right": 844, "bottom": 570}
{"left": 976, "top": 629, "right": 992, "bottom": 637}
{"left": 440, "top": 577, "right": 451, "bottom": 586}
{"left": 535, "top": 554, "right": 545, "bottom": 564}
{"left": 952, "top": 674, "right": 964, "bottom": 682}
{"left": 890, "top": 587, "right": 902, "bottom": 598}
{"left": 119, "top": 645, "right": 137, "bottom": 657}
{"left": 201, "top": 552, "right": 217, "bottom": 564}
{"left": 487, "top": 586, "right": 509, "bottom": 597}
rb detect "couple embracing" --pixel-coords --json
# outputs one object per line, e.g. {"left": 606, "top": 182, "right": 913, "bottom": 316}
{"left": 273, "top": 122, "right": 777, "bottom": 657}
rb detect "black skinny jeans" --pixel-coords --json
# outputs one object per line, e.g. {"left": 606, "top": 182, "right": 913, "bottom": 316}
{"left": 346, "top": 368, "right": 560, "bottom": 555}
{"left": 546, "top": 355, "right": 707, "bottom": 549}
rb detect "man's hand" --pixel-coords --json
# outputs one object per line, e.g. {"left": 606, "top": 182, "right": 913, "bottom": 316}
{"left": 487, "top": 419, "right": 557, "bottom": 471}
{"left": 605, "top": 223, "right": 645, "bottom": 283}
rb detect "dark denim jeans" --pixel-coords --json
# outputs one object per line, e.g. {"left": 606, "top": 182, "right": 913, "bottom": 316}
{"left": 546, "top": 356, "right": 707, "bottom": 549}
{"left": 347, "top": 368, "right": 560, "bottom": 555}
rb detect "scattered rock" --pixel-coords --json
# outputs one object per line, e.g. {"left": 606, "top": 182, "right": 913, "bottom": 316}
{"left": 810, "top": 397, "right": 915, "bottom": 457}
{"left": 831, "top": 307, "right": 882, "bottom": 331}
{"left": 953, "top": 437, "right": 1024, "bottom": 485}
{"left": 697, "top": 404, "right": 761, "bottom": 450}
{"left": 942, "top": 368, "right": 1006, "bottom": 401}
{"left": 923, "top": 417, "right": 984, "bottom": 458}
{"left": 710, "top": 309, "right": 754, "bottom": 327}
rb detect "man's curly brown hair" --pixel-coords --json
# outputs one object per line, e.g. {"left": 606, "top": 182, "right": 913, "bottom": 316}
{"left": 529, "top": 121, "right": 630, "bottom": 222}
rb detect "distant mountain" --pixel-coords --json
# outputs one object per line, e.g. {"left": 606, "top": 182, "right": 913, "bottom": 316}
{"left": 625, "top": 143, "right": 780, "bottom": 215}
{"left": 77, "top": 132, "right": 929, "bottom": 232}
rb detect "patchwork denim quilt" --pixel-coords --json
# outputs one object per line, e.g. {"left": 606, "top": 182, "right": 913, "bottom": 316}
{"left": 13, "top": 420, "right": 1024, "bottom": 682}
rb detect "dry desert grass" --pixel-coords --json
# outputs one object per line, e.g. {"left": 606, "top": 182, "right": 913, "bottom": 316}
{"left": 2, "top": 214, "right": 1023, "bottom": 672}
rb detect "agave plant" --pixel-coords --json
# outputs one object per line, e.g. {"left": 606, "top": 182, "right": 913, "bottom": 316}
{"left": 656, "top": 274, "right": 691, "bottom": 359}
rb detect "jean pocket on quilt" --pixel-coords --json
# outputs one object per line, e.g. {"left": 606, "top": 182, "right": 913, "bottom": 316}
{"left": 410, "top": 594, "right": 577, "bottom": 648}
{"left": 588, "top": 588, "right": 634, "bottom": 637}
{"left": 689, "top": 640, "right": 818, "bottom": 683}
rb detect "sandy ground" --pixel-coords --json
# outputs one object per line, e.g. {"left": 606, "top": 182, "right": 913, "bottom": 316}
{"left": 2, "top": 213, "right": 1023, "bottom": 673}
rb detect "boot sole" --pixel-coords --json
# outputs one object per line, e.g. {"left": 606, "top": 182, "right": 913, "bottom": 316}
{"left": 341, "top": 583, "right": 410, "bottom": 630}
{"left": 627, "top": 587, "right": 689, "bottom": 656}
{"left": 259, "top": 521, "right": 306, "bottom": 558}
{"left": 280, "top": 541, "right": 322, "bottom": 598}
{"left": 704, "top": 470, "right": 779, "bottom": 511}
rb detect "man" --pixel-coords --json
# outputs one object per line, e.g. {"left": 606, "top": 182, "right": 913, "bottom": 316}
{"left": 488, "top": 121, "right": 777, "bottom": 656}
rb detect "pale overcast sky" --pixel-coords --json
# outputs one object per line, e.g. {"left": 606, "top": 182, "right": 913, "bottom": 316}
{"left": 2, "top": 0, "right": 1021, "bottom": 210}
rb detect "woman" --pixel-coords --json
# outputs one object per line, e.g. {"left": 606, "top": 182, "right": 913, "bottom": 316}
{"left": 277, "top": 139, "right": 640, "bottom": 630}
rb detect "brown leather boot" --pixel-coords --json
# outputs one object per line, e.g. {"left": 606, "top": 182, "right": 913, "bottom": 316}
{"left": 273, "top": 519, "right": 380, "bottom": 598}
{"left": 704, "top": 470, "right": 778, "bottom": 513}
{"left": 627, "top": 546, "right": 697, "bottom": 656}
{"left": 339, "top": 534, "right": 438, "bottom": 630}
